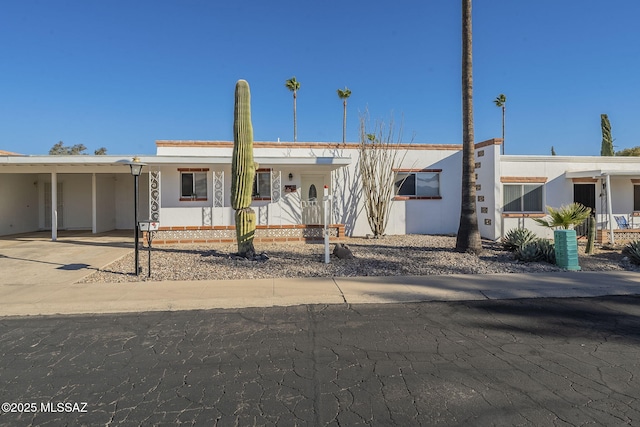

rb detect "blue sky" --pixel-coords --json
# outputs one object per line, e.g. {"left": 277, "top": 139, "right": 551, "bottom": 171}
{"left": 1, "top": 1, "right": 639, "bottom": 156}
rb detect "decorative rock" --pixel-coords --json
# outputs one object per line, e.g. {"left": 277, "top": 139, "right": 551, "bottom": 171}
{"left": 333, "top": 243, "right": 354, "bottom": 260}
{"left": 255, "top": 253, "right": 269, "bottom": 262}
{"left": 79, "top": 235, "right": 633, "bottom": 284}
{"left": 230, "top": 252, "right": 269, "bottom": 262}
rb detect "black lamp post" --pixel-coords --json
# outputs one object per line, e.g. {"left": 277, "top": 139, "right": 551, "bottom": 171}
{"left": 128, "top": 157, "right": 146, "bottom": 275}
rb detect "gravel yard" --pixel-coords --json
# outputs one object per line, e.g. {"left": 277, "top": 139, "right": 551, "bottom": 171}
{"left": 79, "top": 235, "right": 638, "bottom": 283}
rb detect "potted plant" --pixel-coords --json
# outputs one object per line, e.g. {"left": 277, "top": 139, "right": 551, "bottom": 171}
{"left": 534, "top": 203, "right": 591, "bottom": 270}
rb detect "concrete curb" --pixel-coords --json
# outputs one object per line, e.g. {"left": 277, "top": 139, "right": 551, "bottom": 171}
{"left": 1, "top": 271, "right": 639, "bottom": 317}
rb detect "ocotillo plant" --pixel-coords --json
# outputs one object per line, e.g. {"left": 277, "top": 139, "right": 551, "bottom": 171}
{"left": 232, "top": 80, "right": 257, "bottom": 258}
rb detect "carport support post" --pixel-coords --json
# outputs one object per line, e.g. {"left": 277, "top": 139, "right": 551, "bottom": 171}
{"left": 323, "top": 185, "right": 330, "bottom": 264}
{"left": 134, "top": 173, "right": 140, "bottom": 275}
{"left": 92, "top": 173, "right": 97, "bottom": 234}
{"left": 51, "top": 172, "right": 57, "bottom": 241}
{"left": 606, "top": 174, "right": 614, "bottom": 245}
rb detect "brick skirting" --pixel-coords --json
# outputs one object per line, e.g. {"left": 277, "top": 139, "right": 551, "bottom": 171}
{"left": 597, "top": 229, "right": 640, "bottom": 244}
{"left": 143, "top": 224, "right": 346, "bottom": 245}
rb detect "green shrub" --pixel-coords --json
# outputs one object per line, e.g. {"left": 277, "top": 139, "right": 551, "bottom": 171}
{"left": 514, "top": 239, "right": 556, "bottom": 264}
{"left": 623, "top": 240, "right": 640, "bottom": 265}
{"left": 502, "top": 228, "right": 537, "bottom": 252}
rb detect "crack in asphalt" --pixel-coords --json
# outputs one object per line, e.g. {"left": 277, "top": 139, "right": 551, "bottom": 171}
{"left": 1, "top": 296, "right": 639, "bottom": 425}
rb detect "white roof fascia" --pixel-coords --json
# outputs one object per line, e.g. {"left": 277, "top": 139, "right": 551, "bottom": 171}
{"left": 0, "top": 155, "right": 351, "bottom": 170}
{"left": 254, "top": 156, "right": 351, "bottom": 169}
{"left": 504, "top": 155, "right": 640, "bottom": 164}
{"left": 565, "top": 170, "right": 640, "bottom": 178}
{"left": 1, "top": 155, "right": 134, "bottom": 165}
{"left": 565, "top": 170, "right": 605, "bottom": 178}
{"left": 140, "top": 156, "right": 351, "bottom": 170}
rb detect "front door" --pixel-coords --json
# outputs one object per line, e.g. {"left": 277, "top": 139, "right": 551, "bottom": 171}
{"left": 301, "top": 175, "right": 325, "bottom": 225}
{"left": 574, "top": 183, "right": 596, "bottom": 237}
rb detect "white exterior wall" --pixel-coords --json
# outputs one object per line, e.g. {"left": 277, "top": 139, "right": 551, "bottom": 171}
{"left": 157, "top": 145, "right": 234, "bottom": 157}
{"left": 156, "top": 162, "right": 311, "bottom": 228}
{"left": 498, "top": 156, "right": 640, "bottom": 239}
{"left": 155, "top": 143, "right": 463, "bottom": 236}
{"left": 96, "top": 174, "right": 117, "bottom": 232}
{"left": 60, "top": 174, "right": 93, "bottom": 230}
{"left": 159, "top": 166, "right": 217, "bottom": 208}
{"left": 265, "top": 145, "right": 461, "bottom": 237}
{"left": 35, "top": 174, "right": 93, "bottom": 230}
{"left": 378, "top": 151, "right": 463, "bottom": 236}
{"left": 157, "top": 165, "right": 227, "bottom": 227}
{"left": 0, "top": 174, "right": 39, "bottom": 235}
{"left": 474, "top": 142, "right": 501, "bottom": 240}
{"left": 499, "top": 157, "right": 591, "bottom": 239}
{"left": 115, "top": 173, "right": 149, "bottom": 229}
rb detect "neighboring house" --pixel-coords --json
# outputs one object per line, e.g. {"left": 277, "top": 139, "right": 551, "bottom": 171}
{"left": 2, "top": 139, "right": 640, "bottom": 244}
{"left": 475, "top": 140, "right": 640, "bottom": 244}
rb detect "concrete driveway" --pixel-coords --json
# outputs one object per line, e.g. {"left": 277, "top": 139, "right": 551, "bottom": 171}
{"left": 0, "top": 231, "right": 133, "bottom": 286}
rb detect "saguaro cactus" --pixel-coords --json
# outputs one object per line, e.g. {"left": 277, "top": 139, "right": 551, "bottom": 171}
{"left": 232, "top": 80, "right": 257, "bottom": 258}
{"left": 600, "top": 114, "right": 614, "bottom": 156}
{"left": 585, "top": 214, "right": 596, "bottom": 254}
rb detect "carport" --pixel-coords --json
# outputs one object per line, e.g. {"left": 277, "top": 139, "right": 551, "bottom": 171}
{"left": 0, "top": 155, "right": 149, "bottom": 240}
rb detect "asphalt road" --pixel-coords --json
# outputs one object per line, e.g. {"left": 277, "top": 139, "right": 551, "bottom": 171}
{"left": 1, "top": 296, "right": 640, "bottom": 426}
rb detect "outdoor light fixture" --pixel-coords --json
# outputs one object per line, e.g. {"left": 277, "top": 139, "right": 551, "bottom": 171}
{"left": 129, "top": 160, "right": 144, "bottom": 177}
{"left": 288, "top": 173, "right": 293, "bottom": 181}
{"left": 127, "top": 157, "right": 147, "bottom": 276}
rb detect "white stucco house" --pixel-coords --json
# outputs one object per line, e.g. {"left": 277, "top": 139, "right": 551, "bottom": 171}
{"left": 2, "top": 138, "right": 640, "bottom": 244}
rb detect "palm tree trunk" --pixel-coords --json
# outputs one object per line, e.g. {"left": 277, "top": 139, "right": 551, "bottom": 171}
{"left": 456, "top": 0, "right": 482, "bottom": 254}
{"left": 293, "top": 91, "right": 297, "bottom": 142}
{"left": 342, "top": 100, "right": 347, "bottom": 144}
{"left": 501, "top": 105, "right": 505, "bottom": 155}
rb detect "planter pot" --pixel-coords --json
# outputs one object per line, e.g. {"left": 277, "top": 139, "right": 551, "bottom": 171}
{"left": 554, "top": 229, "right": 581, "bottom": 271}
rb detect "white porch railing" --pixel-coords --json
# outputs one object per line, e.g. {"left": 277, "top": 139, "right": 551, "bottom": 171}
{"left": 301, "top": 200, "right": 322, "bottom": 225}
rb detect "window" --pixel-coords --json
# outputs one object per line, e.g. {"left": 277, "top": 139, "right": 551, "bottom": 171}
{"left": 394, "top": 172, "right": 440, "bottom": 197}
{"left": 181, "top": 172, "right": 207, "bottom": 200}
{"left": 308, "top": 184, "right": 317, "bottom": 200}
{"left": 503, "top": 184, "right": 543, "bottom": 212}
{"left": 634, "top": 185, "right": 640, "bottom": 211}
{"left": 253, "top": 170, "right": 271, "bottom": 199}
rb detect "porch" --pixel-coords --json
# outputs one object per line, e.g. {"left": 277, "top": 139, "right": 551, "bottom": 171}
{"left": 566, "top": 170, "right": 640, "bottom": 245}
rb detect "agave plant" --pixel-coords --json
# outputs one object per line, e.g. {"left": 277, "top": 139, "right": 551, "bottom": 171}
{"left": 513, "top": 239, "right": 556, "bottom": 263}
{"left": 501, "top": 228, "right": 537, "bottom": 251}
{"left": 534, "top": 202, "right": 591, "bottom": 229}
{"left": 536, "top": 239, "right": 556, "bottom": 264}
{"left": 623, "top": 240, "right": 640, "bottom": 265}
{"left": 514, "top": 241, "right": 543, "bottom": 262}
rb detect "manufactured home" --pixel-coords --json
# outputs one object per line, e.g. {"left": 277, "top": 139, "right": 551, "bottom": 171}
{"left": 2, "top": 138, "right": 640, "bottom": 244}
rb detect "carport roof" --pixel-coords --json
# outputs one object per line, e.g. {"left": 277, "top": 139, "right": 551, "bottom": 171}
{"left": 0, "top": 154, "right": 351, "bottom": 171}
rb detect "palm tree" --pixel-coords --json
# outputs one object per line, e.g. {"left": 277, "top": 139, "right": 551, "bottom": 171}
{"left": 337, "top": 87, "right": 352, "bottom": 144}
{"left": 455, "top": 0, "right": 482, "bottom": 254}
{"left": 285, "top": 77, "right": 300, "bottom": 142}
{"left": 493, "top": 93, "right": 506, "bottom": 155}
